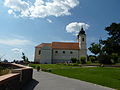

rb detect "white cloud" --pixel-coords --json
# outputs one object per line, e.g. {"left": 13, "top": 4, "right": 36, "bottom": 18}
{"left": 4, "top": 0, "right": 79, "bottom": 18}
{"left": 8, "top": 9, "right": 13, "bottom": 14}
{"left": 66, "top": 22, "right": 90, "bottom": 35}
{"left": 47, "top": 19, "right": 52, "bottom": 23}
{"left": 11, "top": 48, "right": 23, "bottom": 53}
{"left": 0, "top": 38, "right": 34, "bottom": 46}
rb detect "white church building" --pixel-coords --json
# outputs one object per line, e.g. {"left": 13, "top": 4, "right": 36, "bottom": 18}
{"left": 34, "top": 28, "right": 87, "bottom": 64}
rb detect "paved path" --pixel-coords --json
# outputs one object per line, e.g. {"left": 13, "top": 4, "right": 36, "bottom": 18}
{"left": 22, "top": 70, "right": 114, "bottom": 90}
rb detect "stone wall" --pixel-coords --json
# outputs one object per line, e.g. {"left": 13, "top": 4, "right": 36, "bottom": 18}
{"left": 0, "top": 73, "right": 20, "bottom": 90}
{"left": 0, "top": 63, "right": 33, "bottom": 90}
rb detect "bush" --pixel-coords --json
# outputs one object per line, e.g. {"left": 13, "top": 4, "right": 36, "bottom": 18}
{"left": 80, "top": 57, "right": 86, "bottom": 64}
{"left": 71, "top": 58, "right": 77, "bottom": 63}
{"left": 37, "top": 66, "right": 40, "bottom": 71}
{"left": 110, "top": 53, "right": 119, "bottom": 64}
{"left": 89, "top": 56, "right": 96, "bottom": 63}
{"left": 98, "top": 54, "right": 112, "bottom": 64}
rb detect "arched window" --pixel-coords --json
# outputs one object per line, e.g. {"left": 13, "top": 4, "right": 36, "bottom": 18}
{"left": 38, "top": 50, "right": 41, "bottom": 55}
{"left": 82, "top": 38, "right": 84, "bottom": 41}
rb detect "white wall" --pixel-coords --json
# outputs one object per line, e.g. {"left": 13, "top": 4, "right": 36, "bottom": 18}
{"left": 34, "top": 48, "right": 41, "bottom": 63}
{"left": 34, "top": 46, "right": 52, "bottom": 64}
{"left": 52, "top": 49, "right": 80, "bottom": 63}
{"left": 40, "top": 46, "right": 52, "bottom": 64}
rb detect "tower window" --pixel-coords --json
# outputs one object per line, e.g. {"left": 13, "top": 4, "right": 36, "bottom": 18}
{"left": 82, "top": 38, "right": 84, "bottom": 41}
{"left": 38, "top": 50, "right": 41, "bottom": 55}
{"left": 70, "top": 51, "right": 73, "bottom": 54}
{"left": 63, "top": 51, "right": 65, "bottom": 54}
{"left": 55, "top": 51, "right": 58, "bottom": 53}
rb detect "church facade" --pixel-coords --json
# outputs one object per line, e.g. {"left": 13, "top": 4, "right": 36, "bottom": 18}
{"left": 34, "top": 28, "right": 87, "bottom": 64}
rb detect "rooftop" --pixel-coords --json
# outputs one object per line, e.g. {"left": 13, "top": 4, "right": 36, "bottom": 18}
{"left": 36, "top": 42, "right": 80, "bottom": 50}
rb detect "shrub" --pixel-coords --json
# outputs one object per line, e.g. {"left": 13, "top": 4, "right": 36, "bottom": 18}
{"left": 37, "top": 66, "right": 40, "bottom": 71}
{"left": 89, "top": 56, "right": 96, "bottom": 63}
{"left": 80, "top": 57, "right": 86, "bottom": 64}
{"left": 71, "top": 58, "right": 77, "bottom": 63}
{"left": 110, "top": 53, "right": 119, "bottom": 64}
{"left": 98, "top": 54, "right": 112, "bottom": 64}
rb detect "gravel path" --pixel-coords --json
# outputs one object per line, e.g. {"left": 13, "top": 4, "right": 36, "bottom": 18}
{"left": 22, "top": 70, "right": 114, "bottom": 90}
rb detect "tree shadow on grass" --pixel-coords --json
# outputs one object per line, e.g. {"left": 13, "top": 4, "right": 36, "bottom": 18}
{"left": 22, "top": 79, "right": 39, "bottom": 90}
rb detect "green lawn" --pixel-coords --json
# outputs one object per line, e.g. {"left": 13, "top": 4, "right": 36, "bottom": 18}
{"left": 29, "top": 64, "right": 120, "bottom": 90}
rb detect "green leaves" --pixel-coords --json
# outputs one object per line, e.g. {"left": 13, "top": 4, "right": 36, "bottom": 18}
{"left": 88, "top": 43, "right": 101, "bottom": 55}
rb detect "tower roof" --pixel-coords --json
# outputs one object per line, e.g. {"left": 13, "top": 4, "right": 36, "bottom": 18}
{"left": 77, "top": 27, "right": 86, "bottom": 39}
{"left": 79, "top": 27, "right": 85, "bottom": 35}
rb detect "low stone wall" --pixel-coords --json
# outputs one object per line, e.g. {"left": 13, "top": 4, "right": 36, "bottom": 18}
{"left": 0, "top": 63, "right": 33, "bottom": 90}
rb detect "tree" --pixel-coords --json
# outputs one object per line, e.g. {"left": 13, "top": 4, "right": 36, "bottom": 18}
{"left": 89, "top": 23, "right": 120, "bottom": 64}
{"left": 21, "top": 52, "right": 29, "bottom": 62}
{"left": 88, "top": 43, "right": 101, "bottom": 56}
{"left": 101, "top": 23, "right": 120, "bottom": 55}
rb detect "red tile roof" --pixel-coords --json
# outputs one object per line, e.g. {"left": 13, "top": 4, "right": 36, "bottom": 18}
{"left": 36, "top": 42, "right": 80, "bottom": 50}
{"left": 35, "top": 43, "right": 51, "bottom": 48}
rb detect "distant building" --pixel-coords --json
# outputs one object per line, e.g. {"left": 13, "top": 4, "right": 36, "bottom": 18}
{"left": 34, "top": 28, "right": 87, "bottom": 64}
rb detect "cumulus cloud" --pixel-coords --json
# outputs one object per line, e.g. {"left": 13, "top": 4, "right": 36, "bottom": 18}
{"left": 11, "top": 48, "right": 23, "bottom": 53}
{"left": 66, "top": 22, "right": 90, "bottom": 35}
{"left": 0, "top": 38, "right": 34, "bottom": 46}
{"left": 4, "top": 0, "right": 79, "bottom": 18}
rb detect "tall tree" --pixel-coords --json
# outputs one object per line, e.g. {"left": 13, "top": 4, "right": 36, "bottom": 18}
{"left": 22, "top": 52, "right": 29, "bottom": 62}
{"left": 101, "top": 23, "right": 120, "bottom": 55}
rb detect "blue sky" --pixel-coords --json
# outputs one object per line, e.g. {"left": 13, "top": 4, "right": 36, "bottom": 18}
{"left": 0, "top": 0, "right": 120, "bottom": 62}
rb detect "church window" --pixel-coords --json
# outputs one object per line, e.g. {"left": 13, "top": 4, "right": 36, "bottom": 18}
{"left": 70, "top": 51, "right": 73, "bottom": 54}
{"left": 39, "top": 50, "right": 41, "bottom": 55}
{"left": 63, "top": 51, "right": 65, "bottom": 54}
{"left": 55, "top": 51, "right": 58, "bottom": 53}
{"left": 82, "top": 38, "right": 84, "bottom": 41}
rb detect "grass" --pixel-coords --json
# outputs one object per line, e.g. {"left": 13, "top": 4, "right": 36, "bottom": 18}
{"left": 29, "top": 64, "right": 74, "bottom": 69}
{"left": 29, "top": 64, "right": 120, "bottom": 90}
{"left": 0, "top": 66, "right": 10, "bottom": 76}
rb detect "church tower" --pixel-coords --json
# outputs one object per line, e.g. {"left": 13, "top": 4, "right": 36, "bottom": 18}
{"left": 77, "top": 27, "right": 87, "bottom": 59}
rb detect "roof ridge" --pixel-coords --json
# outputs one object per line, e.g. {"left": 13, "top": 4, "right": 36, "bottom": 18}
{"left": 36, "top": 42, "right": 80, "bottom": 50}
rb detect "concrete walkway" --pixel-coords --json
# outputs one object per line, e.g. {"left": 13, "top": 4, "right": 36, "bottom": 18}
{"left": 22, "top": 70, "right": 114, "bottom": 90}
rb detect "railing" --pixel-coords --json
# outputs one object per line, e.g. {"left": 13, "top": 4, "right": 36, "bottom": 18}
{"left": 0, "top": 63, "right": 33, "bottom": 90}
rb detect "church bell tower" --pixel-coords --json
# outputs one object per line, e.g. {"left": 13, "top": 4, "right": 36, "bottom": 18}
{"left": 77, "top": 27, "right": 86, "bottom": 50}
{"left": 77, "top": 27, "right": 87, "bottom": 60}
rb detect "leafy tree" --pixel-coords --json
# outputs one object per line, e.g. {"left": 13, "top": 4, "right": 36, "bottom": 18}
{"left": 101, "top": 23, "right": 120, "bottom": 55}
{"left": 88, "top": 43, "right": 101, "bottom": 55}
{"left": 89, "top": 23, "right": 120, "bottom": 64}
{"left": 22, "top": 52, "right": 29, "bottom": 62}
